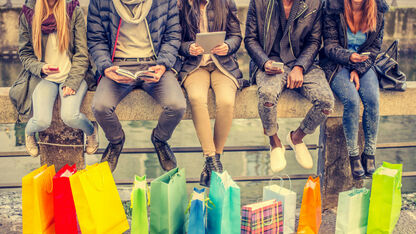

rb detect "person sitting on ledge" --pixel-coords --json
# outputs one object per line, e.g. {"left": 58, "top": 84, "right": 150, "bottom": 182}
{"left": 87, "top": 0, "right": 186, "bottom": 172}
{"left": 244, "top": 0, "right": 334, "bottom": 172}
{"left": 320, "top": 0, "right": 388, "bottom": 179}
{"left": 11, "top": 0, "right": 99, "bottom": 157}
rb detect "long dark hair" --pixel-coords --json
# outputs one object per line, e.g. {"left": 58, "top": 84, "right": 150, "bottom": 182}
{"left": 179, "top": 0, "right": 237, "bottom": 41}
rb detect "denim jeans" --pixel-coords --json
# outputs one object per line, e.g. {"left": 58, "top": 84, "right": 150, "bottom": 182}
{"left": 25, "top": 79, "right": 94, "bottom": 136}
{"left": 256, "top": 66, "right": 335, "bottom": 136}
{"left": 331, "top": 67, "right": 380, "bottom": 156}
{"left": 92, "top": 61, "right": 186, "bottom": 144}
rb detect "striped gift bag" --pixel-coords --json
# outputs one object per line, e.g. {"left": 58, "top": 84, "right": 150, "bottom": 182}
{"left": 241, "top": 200, "right": 283, "bottom": 234}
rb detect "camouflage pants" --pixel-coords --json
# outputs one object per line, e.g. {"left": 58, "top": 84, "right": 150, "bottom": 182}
{"left": 256, "top": 66, "right": 334, "bottom": 136}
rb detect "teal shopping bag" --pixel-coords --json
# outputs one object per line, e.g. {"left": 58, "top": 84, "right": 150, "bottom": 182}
{"left": 207, "top": 171, "right": 241, "bottom": 234}
{"left": 367, "top": 162, "right": 402, "bottom": 234}
{"left": 149, "top": 168, "right": 187, "bottom": 234}
{"left": 335, "top": 188, "right": 370, "bottom": 234}
{"left": 131, "top": 175, "right": 149, "bottom": 234}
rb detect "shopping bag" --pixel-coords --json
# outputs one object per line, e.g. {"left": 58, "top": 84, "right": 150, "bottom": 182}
{"left": 207, "top": 171, "right": 241, "bottom": 234}
{"left": 53, "top": 164, "right": 78, "bottom": 234}
{"left": 263, "top": 179, "right": 296, "bottom": 234}
{"left": 149, "top": 167, "right": 188, "bottom": 234}
{"left": 297, "top": 176, "right": 322, "bottom": 234}
{"left": 367, "top": 162, "right": 402, "bottom": 234}
{"left": 241, "top": 199, "right": 283, "bottom": 234}
{"left": 335, "top": 188, "right": 370, "bottom": 234}
{"left": 22, "top": 165, "right": 56, "bottom": 234}
{"left": 22, "top": 165, "right": 47, "bottom": 233}
{"left": 131, "top": 175, "right": 149, "bottom": 234}
{"left": 70, "top": 162, "right": 129, "bottom": 234}
{"left": 188, "top": 187, "right": 206, "bottom": 234}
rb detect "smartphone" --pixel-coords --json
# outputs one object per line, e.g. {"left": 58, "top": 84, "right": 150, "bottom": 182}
{"left": 49, "top": 66, "right": 59, "bottom": 71}
{"left": 360, "top": 52, "right": 371, "bottom": 56}
{"left": 271, "top": 62, "right": 284, "bottom": 70}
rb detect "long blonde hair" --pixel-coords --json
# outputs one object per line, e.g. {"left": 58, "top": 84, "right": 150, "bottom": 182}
{"left": 344, "top": 0, "right": 377, "bottom": 33}
{"left": 32, "top": 0, "right": 69, "bottom": 60}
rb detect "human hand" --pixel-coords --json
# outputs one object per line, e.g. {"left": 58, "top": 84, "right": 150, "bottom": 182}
{"left": 143, "top": 65, "right": 166, "bottom": 83}
{"left": 264, "top": 60, "right": 284, "bottom": 75}
{"left": 211, "top": 43, "right": 229, "bottom": 56}
{"left": 350, "top": 70, "right": 360, "bottom": 90}
{"left": 189, "top": 43, "right": 205, "bottom": 56}
{"left": 287, "top": 66, "right": 304, "bottom": 89}
{"left": 41, "top": 64, "right": 60, "bottom": 75}
{"left": 350, "top": 53, "right": 368, "bottom": 63}
{"left": 104, "top": 66, "right": 135, "bottom": 84}
{"left": 62, "top": 86, "right": 76, "bottom": 97}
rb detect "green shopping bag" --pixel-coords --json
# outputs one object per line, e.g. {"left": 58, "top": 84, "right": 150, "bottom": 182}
{"left": 131, "top": 175, "right": 149, "bottom": 234}
{"left": 149, "top": 168, "right": 187, "bottom": 234}
{"left": 335, "top": 188, "right": 370, "bottom": 234}
{"left": 367, "top": 162, "right": 402, "bottom": 234}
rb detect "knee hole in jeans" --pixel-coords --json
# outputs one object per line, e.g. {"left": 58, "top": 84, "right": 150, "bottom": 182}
{"left": 264, "top": 102, "right": 274, "bottom": 107}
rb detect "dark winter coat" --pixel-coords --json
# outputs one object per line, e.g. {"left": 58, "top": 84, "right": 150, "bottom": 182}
{"left": 320, "top": 0, "right": 389, "bottom": 83}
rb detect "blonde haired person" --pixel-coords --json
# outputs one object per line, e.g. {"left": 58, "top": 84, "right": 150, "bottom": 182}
{"left": 13, "top": 0, "right": 98, "bottom": 156}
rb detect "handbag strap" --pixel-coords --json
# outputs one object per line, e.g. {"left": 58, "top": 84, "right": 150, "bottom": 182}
{"left": 379, "top": 40, "right": 398, "bottom": 67}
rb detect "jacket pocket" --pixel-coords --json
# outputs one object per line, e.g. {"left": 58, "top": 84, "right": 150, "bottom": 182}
{"left": 298, "top": 9, "right": 317, "bottom": 23}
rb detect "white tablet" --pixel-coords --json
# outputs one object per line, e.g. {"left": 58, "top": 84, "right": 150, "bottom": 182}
{"left": 195, "top": 31, "right": 226, "bottom": 54}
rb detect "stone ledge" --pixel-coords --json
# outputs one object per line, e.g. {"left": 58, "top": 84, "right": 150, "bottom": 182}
{"left": 0, "top": 82, "right": 415, "bottom": 123}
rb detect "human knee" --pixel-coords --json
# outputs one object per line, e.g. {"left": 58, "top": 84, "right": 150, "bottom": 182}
{"left": 92, "top": 99, "right": 115, "bottom": 117}
{"left": 33, "top": 116, "right": 52, "bottom": 129}
{"left": 343, "top": 96, "right": 360, "bottom": 114}
{"left": 216, "top": 97, "right": 235, "bottom": 110}
{"left": 258, "top": 86, "right": 278, "bottom": 107}
{"left": 60, "top": 111, "right": 80, "bottom": 126}
{"left": 187, "top": 92, "right": 207, "bottom": 106}
{"left": 164, "top": 96, "right": 187, "bottom": 116}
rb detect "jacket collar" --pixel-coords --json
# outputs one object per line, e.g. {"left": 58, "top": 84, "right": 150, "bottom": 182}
{"left": 325, "top": 0, "right": 389, "bottom": 14}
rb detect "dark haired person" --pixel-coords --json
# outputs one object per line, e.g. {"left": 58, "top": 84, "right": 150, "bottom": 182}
{"left": 245, "top": 0, "right": 334, "bottom": 172}
{"left": 178, "top": 0, "right": 244, "bottom": 186}
{"left": 12, "top": 0, "right": 98, "bottom": 157}
{"left": 321, "top": 0, "right": 388, "bottom": 179}
{"left": 87, "top": 0, "right": 186, "bottom": 172}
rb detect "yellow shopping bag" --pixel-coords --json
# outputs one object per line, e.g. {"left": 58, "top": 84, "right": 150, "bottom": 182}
{"left": 70, "top": 162, "right": 129, "bottom": 234}
{"left": 22, "top": 164, "right": 56, "bottom": 234}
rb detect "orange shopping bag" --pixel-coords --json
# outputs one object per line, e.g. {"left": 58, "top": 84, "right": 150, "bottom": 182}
{"left": 297, "top": 176, "right": 321, "bottom": 234}
{"left": 22, "top": 164, "right": 56, "bottom": 234}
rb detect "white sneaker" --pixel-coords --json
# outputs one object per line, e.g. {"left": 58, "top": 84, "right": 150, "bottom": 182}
{"left": 270, "top": 146, "right": 286, "bottom": 172}
{"left": 25, "top": 133, "right": 39, "bottom": 157}
{"left": 286, "top": 132, "right": 313, "bottom": 169}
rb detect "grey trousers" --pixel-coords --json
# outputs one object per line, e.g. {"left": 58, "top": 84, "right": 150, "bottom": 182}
{"left": 92, "top": 61, "right": 186, "bottom": 144}
{"left": 256, "top": 66, "right": 334, "bottom": 136}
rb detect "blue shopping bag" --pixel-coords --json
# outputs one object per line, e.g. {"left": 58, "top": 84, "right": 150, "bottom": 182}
{"left": 207, "top": 171, "right": 241, "bottom": 234}
{"left": 188, "top": 187, "right": 206, "bottom": 234}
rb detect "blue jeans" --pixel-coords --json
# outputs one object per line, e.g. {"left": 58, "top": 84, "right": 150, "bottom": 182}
{"left": 25, "top": 79, "right": 94, "bottom": 136}
{"left": 331, "top": 67, "right": 380, "bottom": 156}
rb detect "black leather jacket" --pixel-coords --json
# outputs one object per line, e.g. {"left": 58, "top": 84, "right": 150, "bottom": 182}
{"left": 244, "top": 0, "right": 323, "bottom": 83}
{"left": 320, "top": 0, "right": 389, "bottom": 83}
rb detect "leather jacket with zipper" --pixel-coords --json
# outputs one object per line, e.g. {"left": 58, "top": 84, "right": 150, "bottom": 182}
{"left": 244, "top": 0, "right": 323, "bottom": 84}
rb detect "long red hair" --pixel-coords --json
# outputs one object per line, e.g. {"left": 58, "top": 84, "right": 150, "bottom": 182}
{"left": 344, "top": 0, "right": 377, "bottom": 33}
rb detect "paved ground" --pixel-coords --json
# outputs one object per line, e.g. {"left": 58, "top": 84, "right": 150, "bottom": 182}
{"left": 1, "top": 191, "right": 415, "bottom": 233}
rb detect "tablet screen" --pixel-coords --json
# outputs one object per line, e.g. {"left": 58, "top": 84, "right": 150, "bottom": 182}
{"left": 195, "top": 31, "right": 226, "bottom": 54}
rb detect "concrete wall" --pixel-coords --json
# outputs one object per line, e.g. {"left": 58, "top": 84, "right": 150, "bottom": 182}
{"left": 0, "top": 6, "right": 415, "bottom": 55}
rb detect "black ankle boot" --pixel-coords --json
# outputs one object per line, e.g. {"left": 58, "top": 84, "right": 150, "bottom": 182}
{"left": 361, "top": 153, "right": 376, "bottom": 176}
{"left": 199, "top": 154, "right": 224, "bottom": 187}
{"left": 349, "top": 155, "right": 365, "bottom": 180}
{"left": 199, "top": 164, "right": 210, "bottom": 187}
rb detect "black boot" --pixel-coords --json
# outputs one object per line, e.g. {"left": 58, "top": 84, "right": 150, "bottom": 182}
{"left": 361, "top": 153, "right": 376, "bottom": 177}
{"left": 151, "top": 129, "right": 177, "bottom": 171}
{"left": 349, "top": 155, "right": 365, "bottom": 180}
{"left": 101, "top": 131, "right": 125, "bottom": 173}
{"left": 200, "top": 154, "right": 224, "bottom": 187}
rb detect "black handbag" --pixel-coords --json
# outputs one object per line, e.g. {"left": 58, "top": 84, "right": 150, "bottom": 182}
{"left": 375, "top": 40, "right": 407, "bottom": 91}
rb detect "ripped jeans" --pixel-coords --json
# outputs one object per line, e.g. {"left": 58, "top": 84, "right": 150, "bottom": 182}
{"left": 256, "top": 66, "right": 334, "bottom": 136}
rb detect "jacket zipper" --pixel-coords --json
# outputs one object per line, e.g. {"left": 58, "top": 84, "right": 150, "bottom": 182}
{"left": 288, "top": 3, "right": 308, "bottom": 61}
{"left": 98, "top": 18, "right": 123, "bottom": 84}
